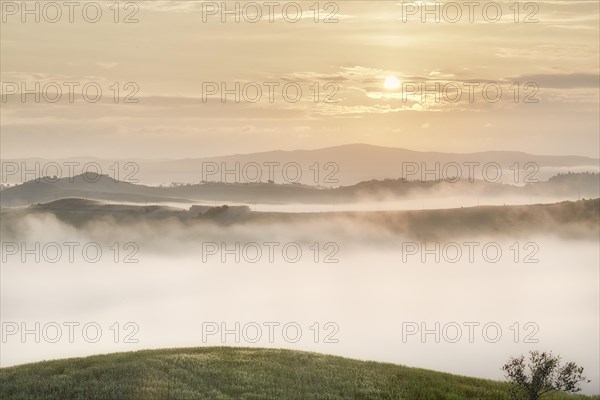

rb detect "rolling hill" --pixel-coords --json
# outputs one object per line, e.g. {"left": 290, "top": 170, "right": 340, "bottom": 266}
{"left": 1, "top": 171, "right": 598, "bottom": 208}
{"left": 2, "top": 198, "right": 598, "bottom": 241}
{"left": 0, "top": 347, "right": 597, "bottom": 400}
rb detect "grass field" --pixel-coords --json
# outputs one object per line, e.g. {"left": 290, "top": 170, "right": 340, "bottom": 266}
{"left": 0, "top": 347, "right": 597, "bottom": 400}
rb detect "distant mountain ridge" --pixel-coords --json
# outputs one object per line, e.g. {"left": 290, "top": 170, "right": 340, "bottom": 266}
{"left": 3, "top": 144, "right": 598, "bottom": 186}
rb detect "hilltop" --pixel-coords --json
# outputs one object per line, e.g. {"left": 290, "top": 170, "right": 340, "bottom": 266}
{"left": 0, "top": 347, "right": 597, "bottom": 400}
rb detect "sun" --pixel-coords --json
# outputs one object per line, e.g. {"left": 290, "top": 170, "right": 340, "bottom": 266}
{"left": 384, "top": 75, "right": 400, "bottom": 90}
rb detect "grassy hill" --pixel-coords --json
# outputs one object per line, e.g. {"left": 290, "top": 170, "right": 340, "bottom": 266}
{"left": 2, "top": 171, "right": 598, "bottom": 208}
{"left": 0, "top": 347, "right": 597, "bottom": 400}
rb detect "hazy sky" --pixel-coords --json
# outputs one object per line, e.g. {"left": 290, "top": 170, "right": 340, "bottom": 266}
{"left": 1, "top": 0, "right": 599, "bottom": 158}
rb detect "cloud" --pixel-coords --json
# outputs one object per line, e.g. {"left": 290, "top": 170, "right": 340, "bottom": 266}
{"left": 512, "top": 73, "right": 600, "bottom": 89}
{"left": 97, "top": 62, "right": 118, "bottom": 69}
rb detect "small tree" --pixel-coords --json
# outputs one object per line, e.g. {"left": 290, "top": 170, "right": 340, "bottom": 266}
{"left": 502, "top": 351, "right": 590, "bottom": 400}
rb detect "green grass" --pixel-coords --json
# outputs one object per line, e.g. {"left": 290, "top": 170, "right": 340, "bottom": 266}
{"left": 0, "top": 347, "right": 597, "bottom": 400}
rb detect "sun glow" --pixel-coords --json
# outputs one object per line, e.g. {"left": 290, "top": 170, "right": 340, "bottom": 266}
{"left": 384, "top": 75, "right": 400, "bottom": 90}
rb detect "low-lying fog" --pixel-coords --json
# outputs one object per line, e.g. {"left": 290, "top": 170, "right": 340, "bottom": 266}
{"left": 99, "top": 193, "right": 586, "bottom": 213}
{"left": 1, "top": 214, "right": 598, "bottom": 394}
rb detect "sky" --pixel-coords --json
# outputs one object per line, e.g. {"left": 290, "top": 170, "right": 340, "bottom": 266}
{"left": 1, "top": 0, "right": 599, "bottom": 158}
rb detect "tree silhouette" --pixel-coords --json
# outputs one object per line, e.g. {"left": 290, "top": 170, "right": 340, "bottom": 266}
{"left": 502, "top": 351, "right": 590, "bottom": 400}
